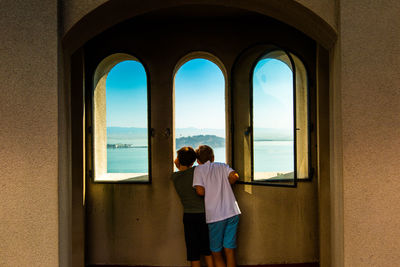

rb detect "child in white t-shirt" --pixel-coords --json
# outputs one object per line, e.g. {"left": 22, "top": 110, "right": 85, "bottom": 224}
{"left": 193, "top": 145, "right": 241, "bottom": 267}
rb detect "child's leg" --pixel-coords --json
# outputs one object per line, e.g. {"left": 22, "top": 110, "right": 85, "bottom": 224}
{"left": 223, "top": 248, "right": 236, "bottom": 267}
{"left": 198, "top": 213, "right": 214, "bottom": 267}
{"left": 190, "top": 260, "right": 201, "bottom": 267}
{"left": 211, "top": 251, "right": 226, "bottom": 267}
{"left": 184, "top": 214, "right": 202, "bottom": 266}
{"left": 208, "top": 220, "right": 227, "bottom": 267}
{"left": 222, "top": 215, "right": 239, "bottom": 267}
{"left": 204, "top": 255, "right": 215, "bottom": 267}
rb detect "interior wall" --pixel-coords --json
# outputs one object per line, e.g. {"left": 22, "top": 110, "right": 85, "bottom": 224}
{"left": 0, "top": 0, "right": 59, "bottom": 266}
{"left": 316, "top": 46, "right": 331, "bottom": 267}
{"left": 330, "top": 23, "right": 344, "bottom": 267}
{"left": 295, "top": 0, "right": 337, "bottom": 29}
{"left": 338, "top": 1, "right": 400, "bottom": 266}
{"left": 81, "top": 12, "right": 319, "bottom": 266}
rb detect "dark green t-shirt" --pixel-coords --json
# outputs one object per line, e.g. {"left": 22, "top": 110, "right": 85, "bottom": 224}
{"left": 171, "top": 167, "right": 205, "bottom": 213}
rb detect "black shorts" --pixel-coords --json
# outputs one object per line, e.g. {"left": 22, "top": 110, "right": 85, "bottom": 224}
{"left": 183, "top": 213, "right": 211, "bottom": 261}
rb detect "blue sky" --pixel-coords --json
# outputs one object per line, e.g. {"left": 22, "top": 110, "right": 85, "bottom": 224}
{"left": 253, "top": 58, "right": 293, "bottom": 130}
{"left": 174, "top": 59, "right": 225, "bottom": 129}
{"left": 106, "top": 60, "right": 147, "bottom": 127}
{"left": 106, "top": 57, "right": 293, "bottom": 130}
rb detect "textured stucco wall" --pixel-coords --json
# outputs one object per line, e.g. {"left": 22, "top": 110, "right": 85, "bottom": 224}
{"left": 0, "top": 0, "right": 59, "bottom": 266}
{"left": 86, "top": 183, "right": 318, "bottom": 266}
{"left": 339, "top": 0, "right": 400, "bottom": 266}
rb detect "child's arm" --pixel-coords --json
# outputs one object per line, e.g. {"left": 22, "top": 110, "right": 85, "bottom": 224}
{"left": 193, "top": 168, "right": 205, "bottom": 196}
{"left": 195, "top": 185, "right": 205, "bottom": 196}
{"left": 228, "top": 171, "right": 239, "bottom": 184}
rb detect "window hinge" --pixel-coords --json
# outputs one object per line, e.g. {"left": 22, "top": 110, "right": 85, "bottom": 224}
{"left": 88, "top": 170, "right": 93, "bottom": 178}
{"left": 88, "top": 126, "right": 92, "bottom": 134}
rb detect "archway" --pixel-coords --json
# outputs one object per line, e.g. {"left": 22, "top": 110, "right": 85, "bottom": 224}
{"left": 63, "top": 3, "right": 334, "bottom": 266}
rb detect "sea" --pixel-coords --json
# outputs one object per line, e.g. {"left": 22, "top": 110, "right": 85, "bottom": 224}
{"left": 107, "top": 140, "right": 294, "bottom": 174}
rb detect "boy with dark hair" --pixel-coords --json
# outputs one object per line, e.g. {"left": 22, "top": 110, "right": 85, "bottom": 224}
{"left": 193, "top": 145, "right": 241, "bottom": 267}
{"left": 172, "top": 146, "right": 214, "bottom": 267}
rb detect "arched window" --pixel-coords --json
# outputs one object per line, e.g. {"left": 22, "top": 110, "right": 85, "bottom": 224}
{"left": 92, "top": 54, "right": 150, "bottom": 182}
{"left": 251, "top": 50, "right": 309, "bottom": 185}
{"left": 174, "top": 55, "right": 227, "bottom": 164}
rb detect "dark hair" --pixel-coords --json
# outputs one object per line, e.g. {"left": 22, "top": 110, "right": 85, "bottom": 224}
{"left": 177, "top": 146, "right": 197, "bottom": 167}
{"left": 195, "top": 145, "right": 214, "bottom": 164}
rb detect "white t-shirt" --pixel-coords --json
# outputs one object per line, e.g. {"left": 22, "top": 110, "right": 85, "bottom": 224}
{"left": 193, "top": 161, "right": 241, "bottom": 223}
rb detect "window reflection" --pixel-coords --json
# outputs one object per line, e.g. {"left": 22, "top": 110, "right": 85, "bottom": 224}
{"left": 253, "top": 57, "right": 294, "bottom": 180}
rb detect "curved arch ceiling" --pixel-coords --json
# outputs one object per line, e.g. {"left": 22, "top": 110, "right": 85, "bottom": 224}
{"left": 62, "top": 0, "right": 336, "bottom": 53}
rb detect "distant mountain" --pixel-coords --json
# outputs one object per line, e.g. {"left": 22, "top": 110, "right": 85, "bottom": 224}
{"left": 107, "top": 127, "right": 293, "bottom": 141}
{"left": 176, "top": 135, "right": 225, "bottom": 149}
{"left": 107, "top": 127, "right": 148, "bottom": 145}
{"left": 175, "top": 127, "right": 225, "bottom": 138}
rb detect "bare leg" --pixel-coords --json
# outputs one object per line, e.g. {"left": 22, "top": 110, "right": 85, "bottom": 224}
{"left": 224, "top": 248, "right": 236, "bottom": 267}
{"left": 204, "top": 255, "right": 215, "bottom": 267}
{"left": 212, "top": 251, "right": 226, "bottom": 267}
{"left": 191, "top": 260, "right": 201, "bottom": 267}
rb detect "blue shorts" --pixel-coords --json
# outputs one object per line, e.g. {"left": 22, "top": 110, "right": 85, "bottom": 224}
{"left": 208, "top": 215, "right": 239, "bottom": 252}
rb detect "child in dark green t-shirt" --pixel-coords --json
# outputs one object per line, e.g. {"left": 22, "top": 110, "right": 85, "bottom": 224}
{"left": 172, "top": 146, "right": 214, "bottom": 267}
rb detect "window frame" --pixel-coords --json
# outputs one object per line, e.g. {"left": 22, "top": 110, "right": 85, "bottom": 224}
{"left": 249, "top": 49, "right": 297, "bottom": 187}
{"left": 172, "top": 51, "right": 231, "bottom": 167}
{"left": 86, "top": 53, "right": 152, "bottom": 184}
{"left": 232, "top": 45, "right": 314, "bottom": 187}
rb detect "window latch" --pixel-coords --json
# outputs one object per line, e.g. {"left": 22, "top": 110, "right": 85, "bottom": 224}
{"left": 244, "top": 126, "right": 252, "bottom": 136}
{"left": 164, "top": 128, "right": 171, "bottom": 138}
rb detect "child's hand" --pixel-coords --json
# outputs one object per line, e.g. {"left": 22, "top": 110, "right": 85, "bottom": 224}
{"left": 174, "top": 158, "right": 181, "bottom": 170}
{"left": 228, "top": 171, "right": 239, "bottom": 184}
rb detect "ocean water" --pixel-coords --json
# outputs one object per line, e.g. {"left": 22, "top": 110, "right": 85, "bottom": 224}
{"left": 254, "top": 141, "right": 293, "bottom": 172}
{"left": 107, "top": 141, "right": 293, "bottom": 173}
{"left": 107, "top": 147, "right": 148, "bottom": 173}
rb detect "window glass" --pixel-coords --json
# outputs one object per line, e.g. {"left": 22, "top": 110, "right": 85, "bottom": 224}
{"left": 174, "top": 58, "right": 226, "bottom": 163}
{"left": 252, "top": 57, "right": 294, "bottom": 180}
{"left": 94, "top": 59, "right": 148, "bottom": 182}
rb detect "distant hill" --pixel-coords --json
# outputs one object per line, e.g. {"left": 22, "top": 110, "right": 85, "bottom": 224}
{"left": 107, "top": 127, "right": 293, "bottom": 142}
{"left": 176, "top": 135, "right": 225, "bottom": 149}
{"left": 107, "top": 127, "right": 225, "bottom": 137}
{"left": 175, "top": 127, "right": 225, "bottom": 138}
{"left": 107, "top": 127, "right": 148, "bottom": 145}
